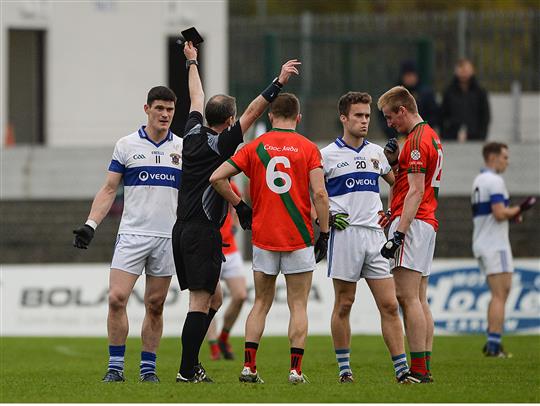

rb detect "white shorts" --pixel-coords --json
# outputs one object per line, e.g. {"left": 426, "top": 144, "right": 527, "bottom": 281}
{"left": 477, "top": 249, "right": 514, "bottom": 275}
{"left": 328, "top": 226, "right": 392, "bottom": 282}
{"left": 221, "top": 251, "right": 244, "bottom": 279}
{"left": 252, "top": 246, "right": 315, "bottom": 276}
{"left": 111, "top": 234, "right": 175, "bottom": 277}
{"left": 388, "top": 217, "right": 436, "bottom": 276}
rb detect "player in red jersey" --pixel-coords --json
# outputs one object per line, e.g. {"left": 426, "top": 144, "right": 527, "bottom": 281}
{"left": 377, "top": 86, "right": 443, "bottom": 383}
{"left": 210, "top": 93, "right": 330, "bottom": 384}
{"left": 206, "top": 181, "right": 247, "bottom": 361}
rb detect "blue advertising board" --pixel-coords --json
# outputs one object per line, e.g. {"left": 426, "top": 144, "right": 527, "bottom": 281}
{"left": 429, "top": 260, "right": 540, "bottom": 334}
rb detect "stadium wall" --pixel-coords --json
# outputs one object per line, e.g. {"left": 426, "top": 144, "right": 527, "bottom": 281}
{"left": 1, "top": 194, "right": 539, "bottom": 263}
{"left": 1, "top": 1, "right": 227, "bottom": 146}
{"left": 2, "top": 141, "right": 539, "bottom": 199}
{"left": 1, "top": 260, "right": 538, "bottom": 336}
{"left": 1, "top": 142, "right": 539, "bottom": 262}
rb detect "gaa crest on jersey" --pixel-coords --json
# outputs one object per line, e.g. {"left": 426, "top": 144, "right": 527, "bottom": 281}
{"left": 410, "top": 149, "right": 421, "bottom": 160}
{"left": 371, "top": 158, "right": 380, "bottom": 170}
{"left": 170, "top": 153, "right": 181, "bottom": 165}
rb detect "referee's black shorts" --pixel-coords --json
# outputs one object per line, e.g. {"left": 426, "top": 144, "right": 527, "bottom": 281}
{"left": 172, "top": 219, "right": 223, "bottom": 295}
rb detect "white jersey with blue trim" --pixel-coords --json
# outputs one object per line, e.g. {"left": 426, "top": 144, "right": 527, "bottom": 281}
{"left": 471, "top": 168, "right": 511, "bottom": 255}
{"left": 108, "top": 126, "right": 183, "bottom": 238}
{"left": 321, "top": 138, "right": 391, "bottom": 228}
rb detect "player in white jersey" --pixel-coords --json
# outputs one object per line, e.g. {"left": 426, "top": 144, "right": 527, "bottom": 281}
{"left": 471, "top": 142, "right": 536, "bottom": 357}
{"left": 73, "top": 86, "right": 182, "bottom": 383}
{"left": 320, "top": 92, "right": 412, "bottom": 383}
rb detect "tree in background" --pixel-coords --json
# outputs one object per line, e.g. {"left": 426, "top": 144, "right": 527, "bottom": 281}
{"left": 230, "top": 0, "right": 538, "bottom": 16}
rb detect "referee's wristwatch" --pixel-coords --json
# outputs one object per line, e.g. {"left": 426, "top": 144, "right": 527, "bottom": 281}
{"left": 186, "top": 59, "right": 198, "bottom": 69}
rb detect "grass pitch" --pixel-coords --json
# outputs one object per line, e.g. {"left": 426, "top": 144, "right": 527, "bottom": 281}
{"left": 1, "top": 335, "right": 539, "bottom": 403}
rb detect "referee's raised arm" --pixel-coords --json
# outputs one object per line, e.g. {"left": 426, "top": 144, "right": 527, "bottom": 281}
{"left": 184, "top": 41, "right": 204, "bottom": 114}
{"left": 238, "top": 59, "right": 301, "bottom": 135}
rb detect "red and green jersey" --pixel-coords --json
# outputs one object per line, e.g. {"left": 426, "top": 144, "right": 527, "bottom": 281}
{"left": 220, "top": 181, "right": 241, "bottom": 255}
{"left": 391, "top": 122, "right": 443, "bottom": 231}
{"left": 229, "top": 128, "right": 322, "bottom": 251}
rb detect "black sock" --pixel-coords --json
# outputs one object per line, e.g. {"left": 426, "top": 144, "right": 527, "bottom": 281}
{"left": 194, "top": 308, "right": 219, "bottom": 366}
{"left": 180, "top": 311, "right": 207, "bottom": 378}
{"left": 205, "top": 308, "right": 218, "bottom": 332}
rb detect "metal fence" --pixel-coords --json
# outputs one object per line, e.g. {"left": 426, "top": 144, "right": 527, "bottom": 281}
{"left": 229, "top": 10, "right": 539, "bottom": 139}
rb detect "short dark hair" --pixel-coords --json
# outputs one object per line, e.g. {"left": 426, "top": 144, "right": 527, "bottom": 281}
{"left": 147, "top": 86, "right": 177, "bottom": 106}
{"left": 338, "top": 92, "right": 372, "bottom": 116}
{"left": 205, "top": 94, "right": 237, "bottom": 127}
{"left": 482, "top": 142, "right": 508, "bottom": 162}
{"left": 269, "top": 93, "right": 300, "bottom": 119}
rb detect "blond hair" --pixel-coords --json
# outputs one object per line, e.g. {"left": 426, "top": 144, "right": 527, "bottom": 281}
{"left": 377, "top": 86, "right": 418, "bottom": 114}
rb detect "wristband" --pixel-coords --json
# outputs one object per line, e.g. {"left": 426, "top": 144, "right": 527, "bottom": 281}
{"left": 393, "top": 231, "right": 405, "bottom": 243}
{"left": 186, "top": 59, "right": 198, "bottom": 69}
{"left": 85, "top": 219, "right": 98, "bottom": 230}
{"left": 261, "top": 77, "right": 283, "bottom": 102}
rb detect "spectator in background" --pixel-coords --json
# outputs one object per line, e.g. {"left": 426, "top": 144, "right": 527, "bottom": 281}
{"left": 441, "top": 58, "right": 490, "bottom": 142}
{"left": 379, "top": 60, "right": 439, "bottom": 139}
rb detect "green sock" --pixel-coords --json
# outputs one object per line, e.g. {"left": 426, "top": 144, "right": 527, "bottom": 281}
{"left": 426, "top": 351, "right": 432, "bottom": 372}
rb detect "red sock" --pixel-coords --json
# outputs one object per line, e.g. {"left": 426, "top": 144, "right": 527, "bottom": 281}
{"left": 244, "top": 342, "right": 258, "bottom": 372}
{"left": 209, "top": 341, "right": 220, "bottom": 359}
{"left": 410, "top": 351, "right": 427, "bottom": 375}
{"left": 219, "top": 329, "right": 230, "bottom": 343}
{"left": 290, "top": 347, "right": 304, "bottom": 374}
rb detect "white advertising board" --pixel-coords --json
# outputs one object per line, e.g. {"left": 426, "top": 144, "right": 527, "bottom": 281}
{"left": 1, "top": 259, "right": 538, "bottom": 336}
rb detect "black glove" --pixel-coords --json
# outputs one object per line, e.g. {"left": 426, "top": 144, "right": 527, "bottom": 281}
{"left": 519, "top": 196, "right": 537, "bottom": 213}
{"left": 234, "top": 200, "right": 252, "bottom": 230}
{"left": 314, "top": 231, "right": 330, "bottom": 263}
{"left": 380, "top": 231, "right": 405, "bottom": 259}
{"left": 73, "top": 224, "right": 95, "bottom": 249}
{"left": 384, "top": 138, "right": 399, "bottom": 166}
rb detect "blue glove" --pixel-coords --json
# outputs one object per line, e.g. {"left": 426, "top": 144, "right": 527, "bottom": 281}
{"left": 380, "top": 231, "right": 405, "bottom": 259}
{"left": 384, "top": 138, "right": 399, "bottom": 166}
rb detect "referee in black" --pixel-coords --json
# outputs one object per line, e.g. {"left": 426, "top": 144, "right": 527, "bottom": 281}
{"left": 173, "top": 41, "right": 301, "bottom": 383}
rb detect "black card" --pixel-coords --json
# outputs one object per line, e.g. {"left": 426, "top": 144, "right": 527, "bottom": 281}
{"left": 179, "top": 27, "right": 204, "bottom": 46}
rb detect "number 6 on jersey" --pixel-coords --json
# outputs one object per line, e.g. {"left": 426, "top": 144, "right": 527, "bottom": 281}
{"left": 266, "top": 156, "right": 292, "bottom": 194}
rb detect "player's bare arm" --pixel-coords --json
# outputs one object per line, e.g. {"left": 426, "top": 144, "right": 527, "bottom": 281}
{"left": 382, "top": 171, "right": 395, "bottom": 187}
{"left": 309, "top": 167, "right": 330, "bottom": 234}
{"left": 210, "top": 162, "right": 242, "bottom": 206}
{"left": 396, "top": 172, "right": 424, "bottom": 234}
{"left": 184, "top": 41, "right": 204, "bottom": 114}
{"left": 73, "top": 171, "right": 122, "bottom": 249}
{"left": 88, "top": 171, "right": 123, "bottom": 226}
{"left": 377, "top": 187, "right": 392, "bottom": 228}
{"left": 238, "top": 59, "right": 301, "bottom": 134}
{"left": 491, "top": 202, "right": 521, "bottom": 222}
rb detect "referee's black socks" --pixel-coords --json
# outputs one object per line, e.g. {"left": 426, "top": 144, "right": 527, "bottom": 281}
{"left": 180, "top": 311, "right": 207, "bottom": 378}
{"left": 205, "top": 308, "right": 218, "bottom": 332}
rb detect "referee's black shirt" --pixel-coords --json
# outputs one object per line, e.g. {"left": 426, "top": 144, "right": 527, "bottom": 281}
{"left": 177, "top": 111, "right": 243, "bottom": 225}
